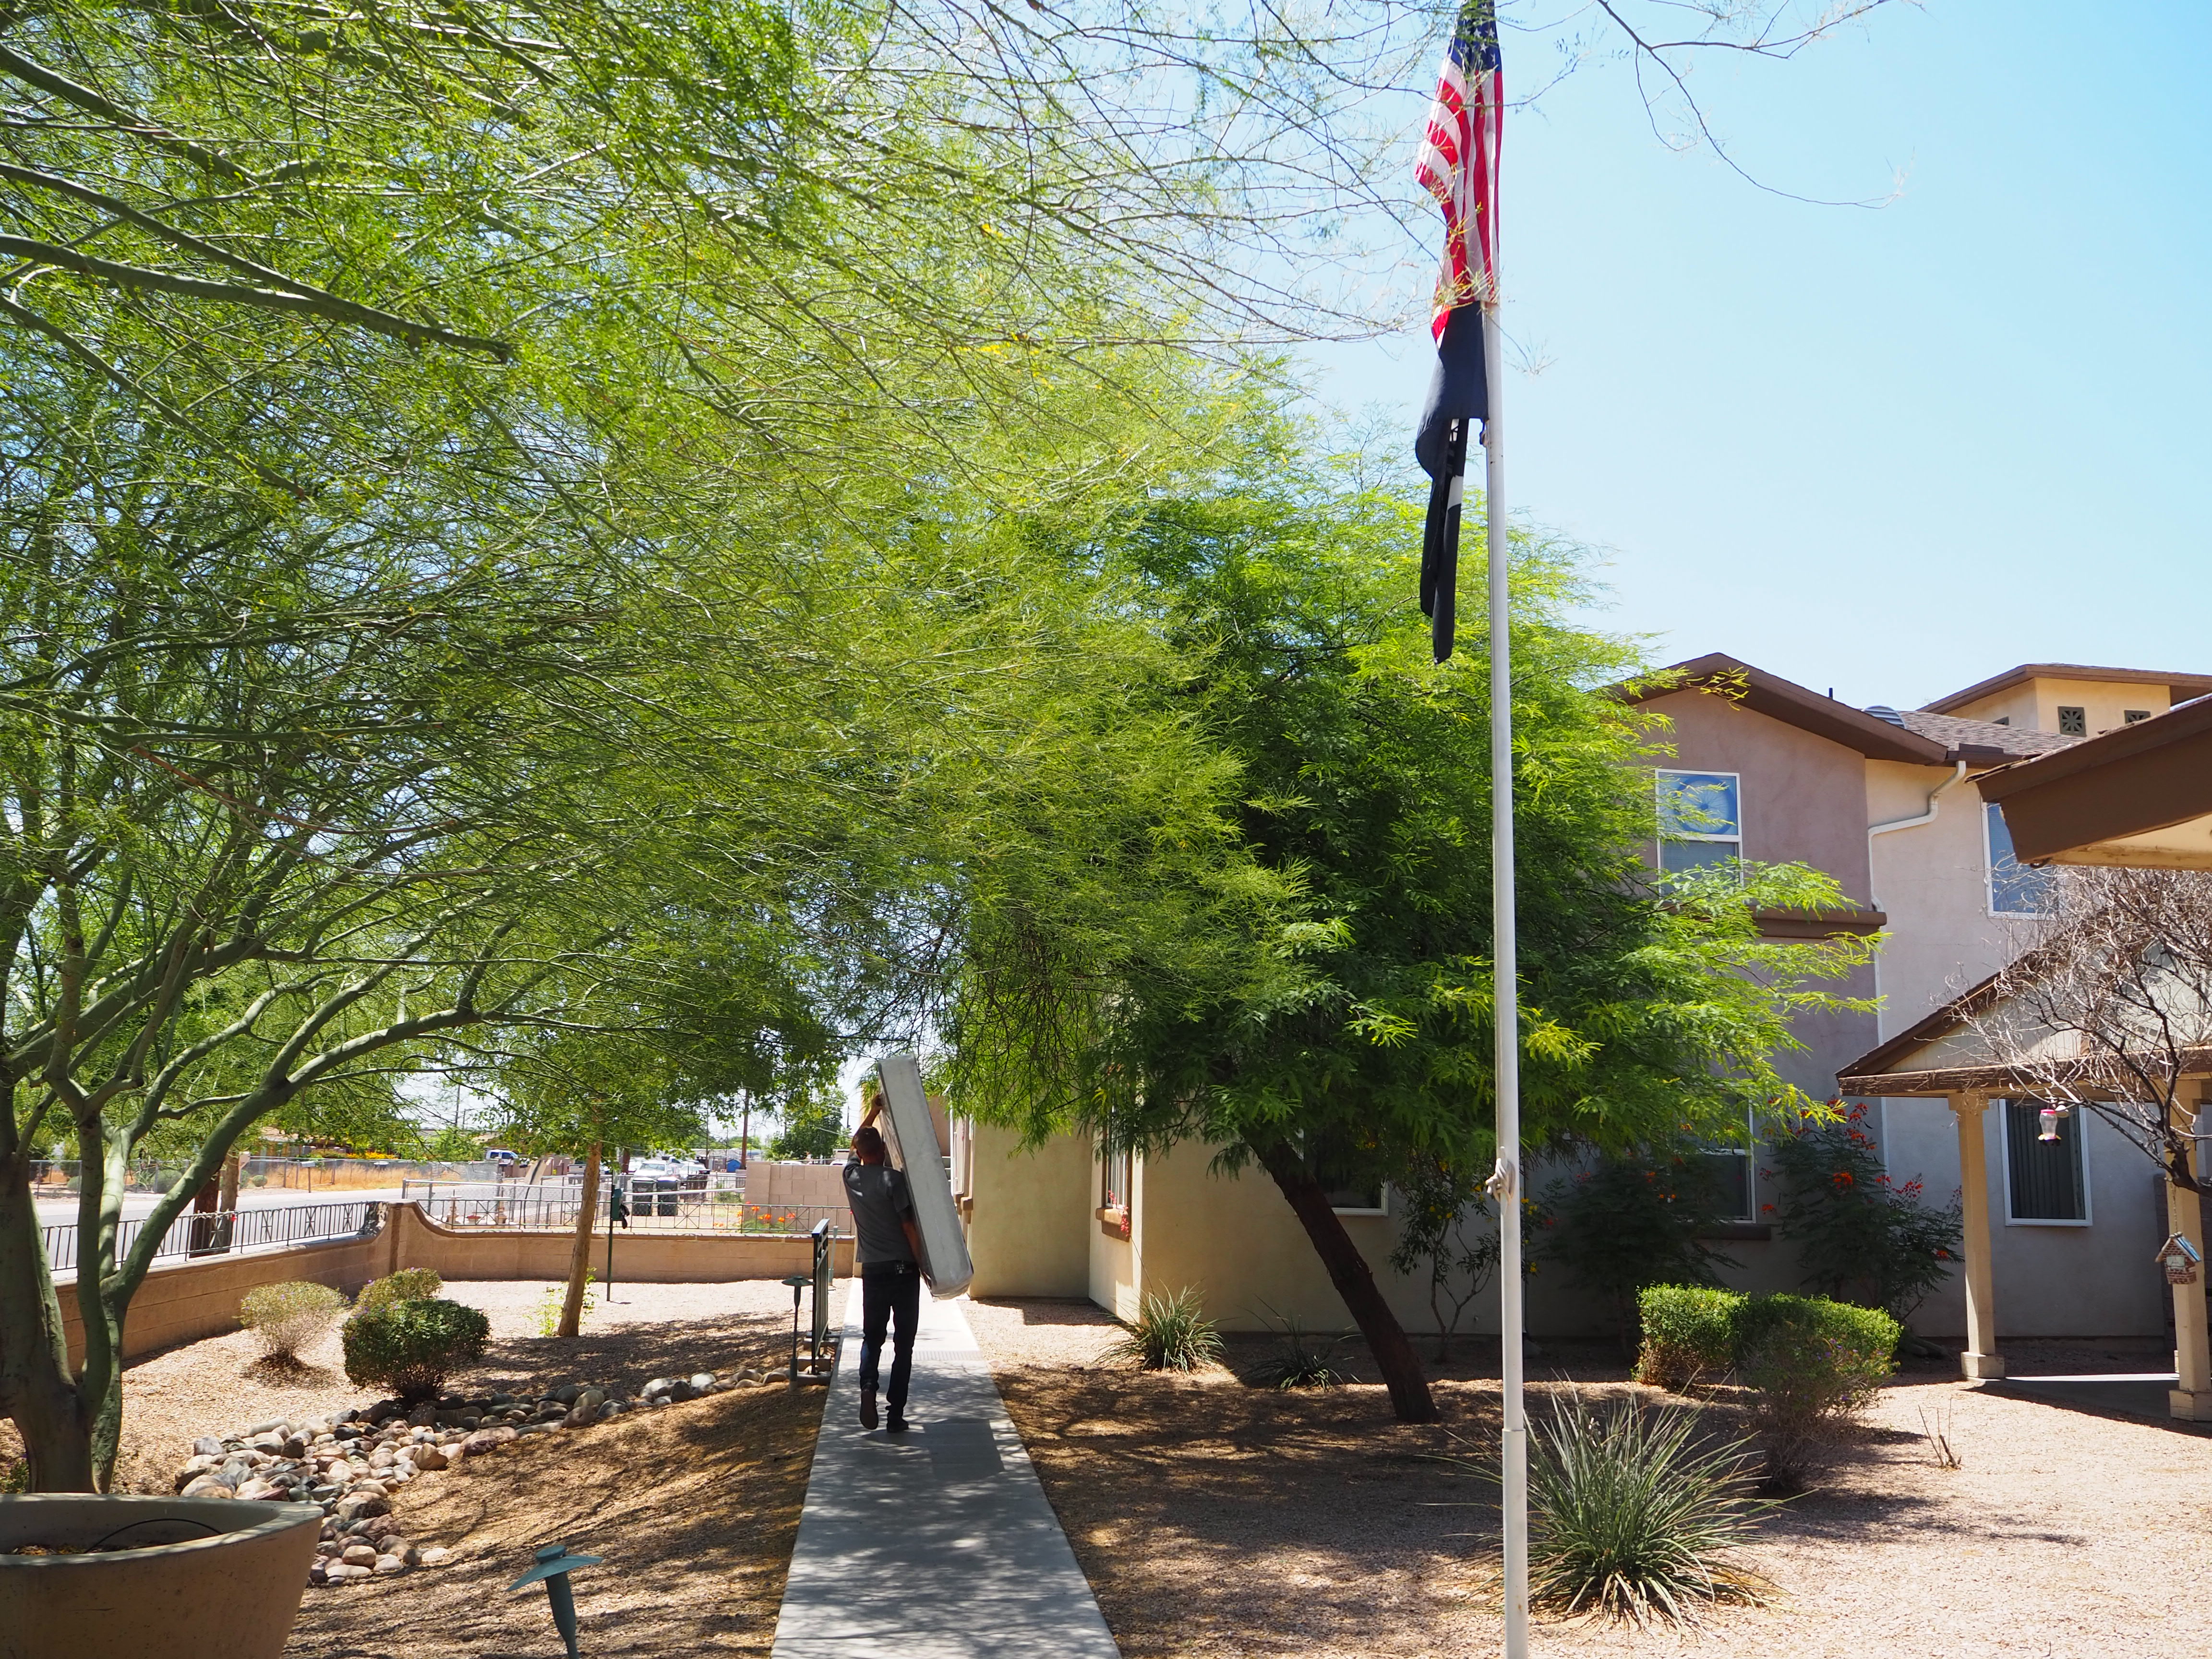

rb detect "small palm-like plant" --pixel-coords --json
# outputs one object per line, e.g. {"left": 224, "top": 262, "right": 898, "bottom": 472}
{"left": 1105, "top": 1286, "right": 1223, "bottom": 1372}
{"left": 1527, "top": 1391, "right": 1770, "bottom": 1625}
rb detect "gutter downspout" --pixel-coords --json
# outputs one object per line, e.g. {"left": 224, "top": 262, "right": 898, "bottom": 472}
{"left": 1863, "top": 758, "right": 1970, "bottom": 1172}
{"left": 1868, "top": 758, "right": 1971, "bottom": 856}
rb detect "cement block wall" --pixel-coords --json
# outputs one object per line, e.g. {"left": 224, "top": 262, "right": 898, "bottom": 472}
{"left": 59, "top": 1203, "right": 853, "bottom": 1368}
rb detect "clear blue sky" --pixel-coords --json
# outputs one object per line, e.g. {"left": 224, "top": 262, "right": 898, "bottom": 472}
{"left": 1310, "top": 0, "right": 2212, "bottom": 711}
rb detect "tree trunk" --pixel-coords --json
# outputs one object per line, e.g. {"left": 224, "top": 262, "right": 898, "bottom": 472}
{"left": 211, "top": 1152, "right": 240, "bottom": 1252}
{"left": 188, "top": 1174, "right": 219, "bottom": 1256}
{"left": 558, "top": 1144, "right": 601, "bottom": 1339}
{"left": 0, "top": 1168, "right": 97, "bottom": 1490}
{"left": 1251, "top": 1139, "right": 1437, "bottom": 1423}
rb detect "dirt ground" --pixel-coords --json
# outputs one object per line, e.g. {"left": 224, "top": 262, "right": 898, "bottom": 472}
{"left": 966, "top": 1298, "right": 2212, "bottom": 1659}
{"left": 0, "top": 1278, "right": 833, "bottom": 1654}
{"left": 103, "top": 1278, "right": 816, "bottom": 1494}
{"left": 284, "top": 1376, "right": 824, "bottom": 1657}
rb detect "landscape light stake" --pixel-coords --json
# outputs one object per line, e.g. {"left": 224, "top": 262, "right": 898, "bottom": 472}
{"left": 510, "top": 1542, "right": 604, "bottom": 1658}
{"left": 783, "top": 1272, "right": 810, "bottom": 1389}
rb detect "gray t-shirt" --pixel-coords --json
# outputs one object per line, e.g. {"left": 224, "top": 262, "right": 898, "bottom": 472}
{"left": 842, "top": 1161, "right": 917, "bottom": 1266}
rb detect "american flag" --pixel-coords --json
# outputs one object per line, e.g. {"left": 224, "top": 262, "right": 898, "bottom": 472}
{"left": 1415, "top": 0, "right": 1503, "bottom": 335}
{"left": 1411, "top": 0, "right": 1501, "bottom": 663}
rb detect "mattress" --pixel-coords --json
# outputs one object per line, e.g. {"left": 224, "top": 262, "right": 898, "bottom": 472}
{"left": 872, "top": 1053, "right": 974, "bottom": 1298}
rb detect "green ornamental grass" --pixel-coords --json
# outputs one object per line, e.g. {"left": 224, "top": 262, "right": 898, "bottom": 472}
{"left": 1528, "top": 1391, "right": 1771, "bottom": 1626}
{"left": 1106, "top": 1286, "right": 1223, "bottom": 1372}
{"left": 1246, "top": 1309, "right": 1349, "bottom": 1389}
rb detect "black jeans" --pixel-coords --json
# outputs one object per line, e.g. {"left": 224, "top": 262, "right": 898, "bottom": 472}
{"left": 859, "top": 1261, "right": 921, "bottom": 1415}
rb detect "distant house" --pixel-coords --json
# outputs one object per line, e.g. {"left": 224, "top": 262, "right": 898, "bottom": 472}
{"left": 951, "top": 659, "right": 2212, "bottom": 1346}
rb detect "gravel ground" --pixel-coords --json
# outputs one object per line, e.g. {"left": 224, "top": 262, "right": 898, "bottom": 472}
{"left": 967, "top": 1298, "right": 2212, "bottom": 1658}
{"left": 284, "top": 1376, "right": 826, "bottom": 1657}
{"left": 108, "top": 1279, "right": 821, "bottom": 1495}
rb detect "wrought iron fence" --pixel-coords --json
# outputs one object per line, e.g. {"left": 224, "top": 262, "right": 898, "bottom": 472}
{"left": 399, "top": 1180, "right": 847, "bottom": 1237}
{"left": 40, "top": 1200, "right": 382, "bottom": 1276}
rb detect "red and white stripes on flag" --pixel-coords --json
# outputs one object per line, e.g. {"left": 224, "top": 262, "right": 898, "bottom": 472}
{"left": 1414, "top": 0, "right": 1503, "bottom": 338}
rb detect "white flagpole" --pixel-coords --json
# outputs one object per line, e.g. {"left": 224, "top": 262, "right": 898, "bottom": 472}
{"left": 1482, "top": 300, "right": 1529, "bottom": 1658}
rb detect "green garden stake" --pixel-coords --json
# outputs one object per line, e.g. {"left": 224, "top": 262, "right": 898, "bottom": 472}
{"left": 510, "top": 1542, "right": 604, "bottom": 1658}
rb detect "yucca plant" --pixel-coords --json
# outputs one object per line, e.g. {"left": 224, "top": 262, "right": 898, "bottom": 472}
{"left": 1527, "top": 1391, "right": 1771, "bottom": 1625}
{"left": 1105, "top": 1286, "right": 1223, "bottom": 1372}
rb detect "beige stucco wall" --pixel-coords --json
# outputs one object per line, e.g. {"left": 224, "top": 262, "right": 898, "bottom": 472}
{"left": 1132, "top": 1142, "right": 1402, "bottom": 1333}
{"left": 1863, "top": 758, "right": 2032, "bottom": 1030}
{"left": 1088, "top": 1147, "right": 1139, "bottom": 1322}
{"left": 962, "top": 1125, "right": 1092, "bottom": 1298}
{"left": 1942, "top": 676, "right": 2169, "bottom": 736}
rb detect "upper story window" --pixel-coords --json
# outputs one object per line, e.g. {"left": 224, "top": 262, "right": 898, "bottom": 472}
{"left": 1656, "top": 769, "right": 1742, "bottom": 876}
{"left": 2056, "top": 706, "right": 2088, "bottom": 736}
{"left": 1986, "top": 803, "right": 2054, "bottom": 918}
{"left": 2125, "top": 709, "right": 2152, "bottom": 724}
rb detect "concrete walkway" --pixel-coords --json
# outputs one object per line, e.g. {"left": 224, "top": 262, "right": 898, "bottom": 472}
{"left": 770, "top": 1281, "right": 1121, "bottom": 1659}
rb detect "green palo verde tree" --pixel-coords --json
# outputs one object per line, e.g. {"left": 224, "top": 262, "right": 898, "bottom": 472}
{"left": 486, "top": 1034, "right": 709, "bottom": 1340}
{"left": 942, "top": 460, "right": 1876, "bottom": 1423}
{"left": 481, "top": 922, "right": 845, "bottom": 1337}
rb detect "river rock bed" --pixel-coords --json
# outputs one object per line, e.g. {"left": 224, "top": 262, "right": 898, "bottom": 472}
{"left": 172, "top": 1364, "right": 785, "bottom": 1586}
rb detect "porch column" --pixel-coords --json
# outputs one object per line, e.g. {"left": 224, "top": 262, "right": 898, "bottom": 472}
{"left": 2170, "top": 1078, "right": 2212, "bottom": 1420}
{"left": 1950, "top": 1093, "right": 2004, "bottom": 1380}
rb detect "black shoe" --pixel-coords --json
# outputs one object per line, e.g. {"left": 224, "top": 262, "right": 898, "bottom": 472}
{"left": 885, "top": 1413, "right": 910, "bottom": 1434}
{"left": 859, "top": 1388, "right": 878, "bottom": 1431}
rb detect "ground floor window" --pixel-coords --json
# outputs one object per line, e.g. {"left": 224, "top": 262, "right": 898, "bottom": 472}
{"left": 2003, "top": 1099, "right": 2089, "bottom": 1224}
{"left": 1701, "top": 1108, "right": 1756, "bottom": 1222}
{"left": 1101, "top": 1143, "right": 1131, "bottom": 1213}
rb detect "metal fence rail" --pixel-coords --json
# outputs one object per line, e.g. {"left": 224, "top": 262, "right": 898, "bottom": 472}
{"left": 400, "top": 1180, "right": 848, "bottom": 1237}
{"left": 41, "top": 1200, "right": 381, "bottom": 1276}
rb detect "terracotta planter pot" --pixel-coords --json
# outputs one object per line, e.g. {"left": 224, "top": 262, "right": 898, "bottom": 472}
{"left": 0, "top": 1493, "right": 322, "bottom": 1658}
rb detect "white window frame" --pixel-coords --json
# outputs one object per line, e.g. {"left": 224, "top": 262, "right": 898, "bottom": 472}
{"left": 1330, "top": 1187, "right": 1389, "bottom": 1218}
{"left": 1100, "top": 1143, "right": 1132, "bottom": 1213}
{"left": 1656, "top": 768, "right": 1743, "bottom": 877}
{"left": 1999, "top": 1100, "right": 2092, "bottom": 1228}
{"left": 1985, "top": 802, "right": 2054, "bottom": 921}
{"left": 1701, "top": 1107, "right": 1757, "bottom": 1223}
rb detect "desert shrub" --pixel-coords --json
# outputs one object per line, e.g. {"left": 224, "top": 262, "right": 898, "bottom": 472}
{"left": 1527, "top": 1391, "right": 1769, "bottom": 1625}
{"left": 239, "top": 1280, "right": 347, "bottom": 1361}
{"left": 1105, "top": 1286, "right": 1223, "bottom": 1372}
{"left": 1246, "top": 1310, "right": 1349, "bottom": 1389}
{"left": 1765, "top": 1101, "right": 1962, "bottom": 1323}
{"left": 341, "top": 1298, "right": 490, "bottom": 1401}
{"left": 1534, "top": 1150, "right": 1738, "bottom": 1347}
{"left": 535, "top": 1273, "right": 597, "bottom": 1337}
{"left": 353, "top": 1267, "right": 444, "bottom": 1315}
{"left": 1734, "top": 1294, "right": 1898, "bottom": 1488}
{"left": 1635, "top": 1286, "right": 1743, "bottom": 1392}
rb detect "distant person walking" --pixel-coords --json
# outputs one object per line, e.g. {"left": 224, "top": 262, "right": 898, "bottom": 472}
{"left": 844, "top": 1114, "right": 925, "bottom": 1433}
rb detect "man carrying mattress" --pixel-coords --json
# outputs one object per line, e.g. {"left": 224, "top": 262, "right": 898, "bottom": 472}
{"left": 844, "top": 1113, "right": 926, "bottom": 1433}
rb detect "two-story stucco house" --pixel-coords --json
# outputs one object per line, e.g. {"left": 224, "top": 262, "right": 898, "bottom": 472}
{"left": 950, "top": 657, "right": 2212, "bottom": 1347}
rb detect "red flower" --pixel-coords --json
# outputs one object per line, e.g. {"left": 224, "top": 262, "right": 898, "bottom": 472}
{"left": 1831, "top": 1171, "right": 1854, "bottom": 1189}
